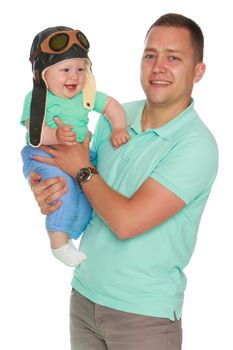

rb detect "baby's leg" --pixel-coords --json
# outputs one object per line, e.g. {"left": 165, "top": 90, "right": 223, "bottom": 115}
{"left": 48, "top": 231, "right": 86, "bottom": 267}
{"left": 21, "top": 146, "right": 87, "bottom": 267}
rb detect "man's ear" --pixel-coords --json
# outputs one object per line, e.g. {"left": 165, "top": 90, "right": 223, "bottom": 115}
{"left": 193, "top": 62, "right": 206, "bottom": 84}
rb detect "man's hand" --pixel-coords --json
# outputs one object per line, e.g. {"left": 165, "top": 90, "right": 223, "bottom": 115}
{"left": 34, "top": 132, "right": 93, "bottom": 178}
{"left": 29, "top": 172, "right": 67, "bottom": 215}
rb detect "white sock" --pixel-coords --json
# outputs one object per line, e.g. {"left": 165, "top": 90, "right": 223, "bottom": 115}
{"left": 52, "top": 242, "right": 87, "bottom": 267}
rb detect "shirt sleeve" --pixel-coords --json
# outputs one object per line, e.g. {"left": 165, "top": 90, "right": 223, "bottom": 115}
{"left": 20, "top": 91, "right": 32, "bottom": 126}
{"left": 93, "top": 91, "right": 108, "bottom": 114}
{"left": 151, "top": 135, "right": 219, "bottom": 204}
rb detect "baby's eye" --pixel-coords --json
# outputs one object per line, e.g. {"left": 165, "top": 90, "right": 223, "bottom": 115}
{"left": 77, "top": 68, "right": 84, "bottom": 72}
{"left": 61, "top": 68, "right": 69, "bottom": 72}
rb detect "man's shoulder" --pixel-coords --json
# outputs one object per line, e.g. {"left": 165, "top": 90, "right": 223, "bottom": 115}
{"left": 122, "top": 100, "right": 146, "bottom": 124}
{"left": 187, "top": 116, "right": 218, "bottom": 154}
{"left": 122, "top": 99, "right": 145, "bottom": 113}
{"left": 96, "top": 99, "right": 145, "bottom": 128}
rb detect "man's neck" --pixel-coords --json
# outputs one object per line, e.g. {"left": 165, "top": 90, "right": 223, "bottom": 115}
{"left": 141, "top": 100, "right": 191, "bottom": 130}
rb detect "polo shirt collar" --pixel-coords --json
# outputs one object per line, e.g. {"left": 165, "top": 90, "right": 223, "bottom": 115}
{"left": 129, "top": 99, "right": 198, "bottom": 140}
{"left": 129, "top": 101, "right": 146, "bottom": 134}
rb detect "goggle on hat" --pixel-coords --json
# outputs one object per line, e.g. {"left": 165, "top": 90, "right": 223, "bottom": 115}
{"left": 29, "top": 26, "right": 96, "bottom": 147}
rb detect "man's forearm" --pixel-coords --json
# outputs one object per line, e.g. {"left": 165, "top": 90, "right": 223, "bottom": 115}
{"left": 80, "top": 174, "right": 185, "bottom": 240}
{"left": 81, "top": 174, "right": 132, "bottom": 239}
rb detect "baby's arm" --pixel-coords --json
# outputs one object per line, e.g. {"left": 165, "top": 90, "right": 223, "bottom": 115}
{"left": 25, "top": 119, "right": 76, "bottom": 146}
{"left": 102, "top": 97, "right": 130, "bottom": 148}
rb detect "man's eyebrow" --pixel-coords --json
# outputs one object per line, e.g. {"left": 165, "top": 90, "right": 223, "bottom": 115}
{"left": 144, "top": 47, "right": 183, "bottom": 54}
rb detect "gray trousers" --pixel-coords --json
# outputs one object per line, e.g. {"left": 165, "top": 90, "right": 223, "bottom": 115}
{"left": 70, "top": 289, "right": 182, "bottom": 350}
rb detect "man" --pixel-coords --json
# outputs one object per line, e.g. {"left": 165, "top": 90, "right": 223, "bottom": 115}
{"left": 30, "top": 13, "right": 218, "bottom": 350}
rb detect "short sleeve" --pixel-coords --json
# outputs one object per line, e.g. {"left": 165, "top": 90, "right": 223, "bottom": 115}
{"left": 93, "top": 91, "right": 108, "bottom": 113}
{"left": 20, "top": 91, "right": 32, "bottom": 126}
{"left": 151, "top": 135, "right": 219, "bottom": 204}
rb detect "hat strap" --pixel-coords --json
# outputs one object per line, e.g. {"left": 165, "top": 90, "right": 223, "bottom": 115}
{"left": 29, "top": 75, "right": 47, "bottom": 147}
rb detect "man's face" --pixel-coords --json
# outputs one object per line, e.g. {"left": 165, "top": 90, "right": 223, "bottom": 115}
{"left": 44, "top": 58, "right": 86, "bottom": 99}
{"left": 140, "top": 26, "right": 205, "bottom": 110}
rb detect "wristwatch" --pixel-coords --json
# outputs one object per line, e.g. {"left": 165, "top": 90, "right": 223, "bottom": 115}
{"left": 76, "top": 167, "right": 99, "bottom": 187}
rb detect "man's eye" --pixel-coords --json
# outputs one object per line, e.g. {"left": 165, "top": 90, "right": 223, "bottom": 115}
{"left": 168, "top": 56, "right": 180, "bottom": 61}
{"left": 144, "top": 53, "right": 156, "bottom": 60}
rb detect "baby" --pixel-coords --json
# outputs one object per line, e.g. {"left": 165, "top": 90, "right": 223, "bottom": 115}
{"left": 21, "top": 26, "right": 130, "bottom": 267}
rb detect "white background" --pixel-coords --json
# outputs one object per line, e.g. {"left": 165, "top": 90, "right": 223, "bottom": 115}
{"left": 1, "top": 0, "right": 232, "bottom": 349}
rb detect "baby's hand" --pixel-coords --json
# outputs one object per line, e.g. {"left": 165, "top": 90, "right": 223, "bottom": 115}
{"left": 54, "top": 117, "right": 77, "bottom": 146}
{"left": 110, "top": 128, "right": 130, "bottom": 148}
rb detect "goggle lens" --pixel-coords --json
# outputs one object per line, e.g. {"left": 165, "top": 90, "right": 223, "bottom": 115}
{"left": 77, "top": 32, "right": 89, "bottom": 50}
{"left": 49, "top": 33, "right": 69, "bottom": 51}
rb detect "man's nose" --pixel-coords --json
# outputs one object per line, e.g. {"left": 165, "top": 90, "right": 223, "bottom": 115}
{"left": 152, "top": 56, "right": 166, "bottom": 73}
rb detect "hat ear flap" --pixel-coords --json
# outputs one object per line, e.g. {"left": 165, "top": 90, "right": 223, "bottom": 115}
{"left": 29, "top": 70, "right": 48, "bottom": 147}
{"left": 82, "top": 63, "right": 96, "bottom": 110}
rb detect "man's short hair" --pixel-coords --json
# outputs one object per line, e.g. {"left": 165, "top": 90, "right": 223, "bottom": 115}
{"left": 146, "top": 13, "right": 204, "bottom": 62}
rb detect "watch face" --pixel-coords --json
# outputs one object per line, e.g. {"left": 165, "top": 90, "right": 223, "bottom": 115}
{"left": 76, "top": 167, "right": 98, "bottom": 186}
{"left": 78, "top": 168, "right": 91, "bottom": 183}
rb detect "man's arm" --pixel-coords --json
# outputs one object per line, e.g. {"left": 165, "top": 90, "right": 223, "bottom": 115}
{"left": 30, "top": 169, "right": 185, "bottom": 240}
{"left": 80, "top": 175, "right": 185, "bottom": 239}
{"left": 32, "top": 129, "right": 185, "bottom": 239}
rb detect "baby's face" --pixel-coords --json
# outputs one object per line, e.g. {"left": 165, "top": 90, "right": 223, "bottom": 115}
{"left": 44, "top": 58, "right": 87, "bottom": 98}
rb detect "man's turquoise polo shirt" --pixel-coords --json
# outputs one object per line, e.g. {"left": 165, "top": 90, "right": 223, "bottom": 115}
{"left": 72, "top": 99, "right": 218, "bottom": 320}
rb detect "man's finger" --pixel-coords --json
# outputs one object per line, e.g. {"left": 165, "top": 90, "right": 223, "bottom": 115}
{"left": 29, "top": 171, "right": 42, "bottom": 184}
{"left": 83, "top": 131, "right": 92, "bottom": 148}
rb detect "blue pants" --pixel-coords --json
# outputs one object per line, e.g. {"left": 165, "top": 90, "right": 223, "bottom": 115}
{"left": 21, "top": 145, "right": 93, "bottom": 239}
